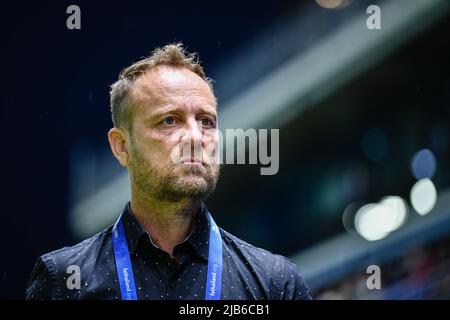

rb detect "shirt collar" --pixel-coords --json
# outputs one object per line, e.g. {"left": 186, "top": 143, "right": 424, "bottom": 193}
{"left": 119, "top": 202, "right": 147, "bottom": 255}
{"left": 186, "top": 202, "right": 211, "bottom": 261}
{"left": 119, "top": 202, "right": 213, "bottom": 261}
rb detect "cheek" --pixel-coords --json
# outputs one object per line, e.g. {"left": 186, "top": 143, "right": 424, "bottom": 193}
{"left": 139, "top": 128, "right": 190, "bottom": 164}
{"left": 203, "top": 133, "right": 219, "bottom": 149}
{"left": 132, "top": 144, "right": 168, "bottom": 172}
{"left": 141, "top": 128, "right": 171, "bottom": 150}
{"left": 129, "top": 137, "right": 159, "bottom": 164}
{"left": 146, "top": 136, "right": 179, "bottom": 164}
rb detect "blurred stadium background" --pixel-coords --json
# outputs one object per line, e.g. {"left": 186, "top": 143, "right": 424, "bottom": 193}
{"left": 2, "top": 0, "right": 450, "bottom": 299}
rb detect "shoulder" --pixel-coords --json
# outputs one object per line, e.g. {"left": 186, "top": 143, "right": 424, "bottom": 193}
{"left": 26, "top": 227, "right": 112, "bottom": 300}
{"left": 220, "top": 228, "right": 314, "bottom": 300}
{"left": 220, "top": 227, "right": 296, "bottom": 270}
{"left": 220, "top": 228, "right": 282, "bottom": 262}
{"left": 42, "top": 227, "right": 111, "bottom": 267}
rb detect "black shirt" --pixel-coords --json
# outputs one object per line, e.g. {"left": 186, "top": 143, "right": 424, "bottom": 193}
{"left": 26, "top": 202, "right": 313, "bottom": 300}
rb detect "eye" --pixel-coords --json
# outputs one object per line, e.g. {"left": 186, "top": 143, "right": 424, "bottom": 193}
{"left": 162, "top": 116, "right": 177, "bottom": 126}
{"left": 199, "top": 117, "right": 215, "bottom": 127}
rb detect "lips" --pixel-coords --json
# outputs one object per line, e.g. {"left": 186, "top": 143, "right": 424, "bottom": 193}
{"left": 181, "top": 158, "right": 204, "bottom": 165}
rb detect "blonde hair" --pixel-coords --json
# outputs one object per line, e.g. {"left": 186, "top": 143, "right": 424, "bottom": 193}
{"left": 109, "top": 43, "right": 213, "bottom": 129}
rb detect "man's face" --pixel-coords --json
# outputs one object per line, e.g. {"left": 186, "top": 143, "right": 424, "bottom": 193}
{"left": 126, "top": 66, "right": 220, "bottom": 201}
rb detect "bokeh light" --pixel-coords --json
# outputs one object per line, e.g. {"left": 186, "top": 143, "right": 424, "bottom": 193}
{"left": 354, "top": 203, "right": 389, "bottom": 241}
{"left": 410, "top": 149, "right": 436, "bottom": 180}
{"left": 354, "top": 196, "right": 408, "bottom": 241}
{"left": 315, "top": 0, "right": 353, "bottom": 9}
{"left": 410, "top": 178, "right": 437, "bottom": 216}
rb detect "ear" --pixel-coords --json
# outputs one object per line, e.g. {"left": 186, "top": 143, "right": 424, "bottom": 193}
{"left": 108, "top": 127, "right": 130, "bottom": 167}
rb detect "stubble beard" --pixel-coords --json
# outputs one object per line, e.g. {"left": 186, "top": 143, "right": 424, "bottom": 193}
{"left": 130, "top": 144, "right": 220, "bottom": 202}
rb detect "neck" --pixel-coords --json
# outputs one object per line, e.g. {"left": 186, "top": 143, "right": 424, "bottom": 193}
{"left": 130, "top": 189, "right": 201, "bottom": 259}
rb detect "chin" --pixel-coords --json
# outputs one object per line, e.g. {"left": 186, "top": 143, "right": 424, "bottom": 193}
{"left": 172, "top": 176, "right": 213, "bottom": 198}
{"left": 166, "top": 166, "right": 218, "bottom": 199}
{"left": 178, "top": 176, "right": 208, "bottom": 190}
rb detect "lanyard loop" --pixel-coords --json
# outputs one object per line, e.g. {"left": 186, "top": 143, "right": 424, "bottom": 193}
{"left": 112, "top": 210, "right": 222, "bottom": 300}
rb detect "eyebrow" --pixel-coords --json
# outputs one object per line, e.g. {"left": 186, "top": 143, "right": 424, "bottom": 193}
{"left": 148, "top": 105, "right": 217, "bottom": 120}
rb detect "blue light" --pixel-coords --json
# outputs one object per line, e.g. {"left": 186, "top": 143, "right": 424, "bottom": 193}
{"left": 410, "top": 149, "right": 436, "bottom": 180}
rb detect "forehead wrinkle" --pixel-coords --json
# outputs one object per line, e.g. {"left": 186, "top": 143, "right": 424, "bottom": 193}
{"left": 131, "top": 75, "right": 162, "bottom": 105}
{"left": 129, "top": 67, "right": 217, "bottom": 117}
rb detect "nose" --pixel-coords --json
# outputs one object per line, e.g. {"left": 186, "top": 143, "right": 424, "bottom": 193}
{"left": 179, "top": 118, "right": 203, "bottom": 160}
{"left": 181, "top": 118, "right": 202, "bottom": 144}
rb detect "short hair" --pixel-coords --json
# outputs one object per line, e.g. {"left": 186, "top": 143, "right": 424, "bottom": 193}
{"left": 109, "top": 43, "right": 214, "bottom": 130}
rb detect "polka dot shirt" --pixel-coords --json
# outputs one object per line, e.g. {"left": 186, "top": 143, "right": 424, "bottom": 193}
{"left": 26, "top": 202, "right": 313, "bottom": 300}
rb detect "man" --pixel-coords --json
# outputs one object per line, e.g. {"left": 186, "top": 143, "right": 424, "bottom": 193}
{"left": 26, "top": 43, "right": 313, "bottom": 300}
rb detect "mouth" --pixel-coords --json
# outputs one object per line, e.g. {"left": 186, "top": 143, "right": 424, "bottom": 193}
{"left": 181, "top": 158, "right": 204, "bottom": 166}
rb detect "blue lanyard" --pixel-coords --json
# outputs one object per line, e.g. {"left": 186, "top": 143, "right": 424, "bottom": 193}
{"left": 112, "top": 209, "right": 222, "bottom": 300}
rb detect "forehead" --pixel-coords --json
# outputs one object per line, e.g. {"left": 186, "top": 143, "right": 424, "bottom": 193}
{"left": 130, "top": 66, "right": 217, "bottom": 113}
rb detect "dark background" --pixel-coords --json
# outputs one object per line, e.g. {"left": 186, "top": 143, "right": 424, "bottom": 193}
{"left": 2, "top": 0, "right": 450, "bottom": 299}
{"left": 1, "top": 0, "right": 300, "bottom": 299}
